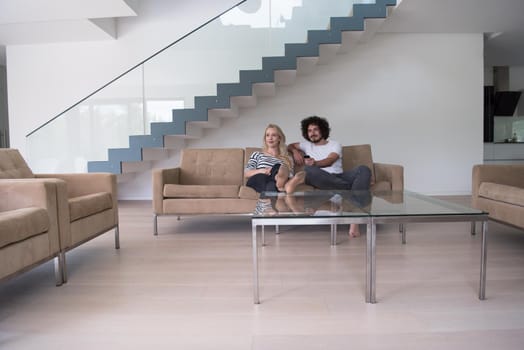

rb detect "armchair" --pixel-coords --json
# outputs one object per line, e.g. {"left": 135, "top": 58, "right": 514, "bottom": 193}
{"left": 0, "top": 179, "right": 64, "bottom": 285}
{"left": 472, "top": 164, "right": 524, "bottom": 230}
{"left": 0, "top": 149, "right": 119, "bottom": 282}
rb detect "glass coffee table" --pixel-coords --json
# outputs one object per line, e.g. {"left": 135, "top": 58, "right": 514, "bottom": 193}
{"left": 251, "top": 190, "right": 488, "bottom": 304}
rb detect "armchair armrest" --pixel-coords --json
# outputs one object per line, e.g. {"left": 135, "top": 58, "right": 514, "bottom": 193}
{"left": 0, "top": 179, "right": 62, "bottom": 251}
{"left": 152, "top": 167, "right": 180, "bottom": 214}
{"left": 472, "top": 164, "right": 524, "bottom": 198}
{"left": 373, "top": 163, "right": 404, "bottom": 191}
{"left": 0, "top": 179, "right": 57, "bottom": 212}
{"left": 35, "top": 173, "right": 118, "bottom": 228}
{"left": 35, "top": 173, "right": 116, "bottom": 198}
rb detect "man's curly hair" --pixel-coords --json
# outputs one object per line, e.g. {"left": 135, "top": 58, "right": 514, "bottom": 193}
{"left": 301, "top": 115, "right": 331, "bottom": 141}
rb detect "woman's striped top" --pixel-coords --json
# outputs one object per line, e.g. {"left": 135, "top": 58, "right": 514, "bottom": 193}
{"left": 246, "top": 151, "right": 294, "bottom": 176}
{"left": 246, "top": 151, "right": 282, "bottom": 170}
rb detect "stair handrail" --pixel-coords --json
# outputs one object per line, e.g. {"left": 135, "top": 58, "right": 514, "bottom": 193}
{"left": 25, "top": 0, "right": 247, "bottom": 138}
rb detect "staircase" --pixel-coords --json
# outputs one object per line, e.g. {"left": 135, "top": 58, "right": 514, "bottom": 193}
{"left": 87, "top": 0, "right": 398, "bottom": 175}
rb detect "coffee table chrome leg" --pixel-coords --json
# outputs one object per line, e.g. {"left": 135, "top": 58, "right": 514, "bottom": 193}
{"left": 330, "top": 224, "right": 337, "bottom": 246}
{"left": 366, "top": 219, "right": 376, "bottom": 303}
{"left": 401, "top": 224, "right": 406, "bottom": 244}
{"left": 366, "top": 222, "right": 371, "bottom": 302}
{"left": 479, "top": 220, "right": 488, "bottom": 300}
{"left": 470, "top": 221, "right": 476, "bottom": 235}
{"left": 253, "top": 223, "right": 260, "bottom": 304}
{"left": 261, "top": 225, "right": 265, "bottom": 246}
{"left": 371, "top": 220, "right": 376, "bottom": 303}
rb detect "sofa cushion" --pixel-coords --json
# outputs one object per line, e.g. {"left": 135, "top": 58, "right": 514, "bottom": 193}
{"left": 0, "top": 207, "right": 49, "bottom": 248}
{"left": 0, "top": 149, "right": 35, "bottom": 179}
{"left": 372, "top": 181, "right": 391, "bottom": 192}
{"left": 238, "top": 185, "right": 259, "bottom": 200}
{"left": 180, "top": 148, "right": 245, "bottom": 185}
{"left": 342, "top": 145, "right": 376, "bottom": 184}
{"left": 164, "top": 184, "right": 240, "bottom": 199}
{"left": 478, "top": 182, "right": 524, "bottom": 207}
{"left": 69, "top": 192, "right": 113, "bottom": 222}
{"left": 163, "top": 198, "right": 256, "bottom": 215}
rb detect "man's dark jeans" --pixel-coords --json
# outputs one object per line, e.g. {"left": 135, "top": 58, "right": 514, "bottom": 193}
{"left": 304, "top": 165, "right": 371, "bottom": 191}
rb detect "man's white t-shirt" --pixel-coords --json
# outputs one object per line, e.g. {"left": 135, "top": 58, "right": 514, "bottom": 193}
{"left": 299, "top": 140, "right": 343, "bottom": 174}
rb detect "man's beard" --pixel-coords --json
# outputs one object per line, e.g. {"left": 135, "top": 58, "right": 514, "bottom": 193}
{"left": 309, "top": 135, "right": 322, "bottom": 144}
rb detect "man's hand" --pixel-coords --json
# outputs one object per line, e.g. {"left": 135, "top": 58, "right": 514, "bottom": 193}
{"left": 304, "top": 157, "right": 315, "bottom": 166}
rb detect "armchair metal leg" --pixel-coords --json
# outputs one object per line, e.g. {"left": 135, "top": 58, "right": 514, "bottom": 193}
{"left": 154, "top": 214, "right": 158, "bottom": 236}
{"left": 115, "top": 225, "right": 120, "bottom": 249}
{"left": 54, "top": 255, "right": 63, "bottom": 286}
{"left": 57, "top": 252, "right": 67, "bottom": 284}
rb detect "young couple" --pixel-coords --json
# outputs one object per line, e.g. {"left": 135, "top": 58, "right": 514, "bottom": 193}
{"left": 245, "top": 116, "right": 372, "bottom": 237}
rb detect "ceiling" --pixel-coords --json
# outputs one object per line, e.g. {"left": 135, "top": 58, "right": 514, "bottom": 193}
{"left": 0, "top": 0, "right": 523, "bottom": 67}
{"left": 0, "top": 0, "right": 138, "bottom": 65}
{"left": 380, "top": 0, "right": 524, "bottom": 67}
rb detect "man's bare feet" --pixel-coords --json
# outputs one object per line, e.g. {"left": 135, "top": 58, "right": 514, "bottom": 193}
{"left": 349, "top": 224, "right": 361, "bottom": 237}
{"left": 285, "top": 171, "right": 306, "bottom": 193}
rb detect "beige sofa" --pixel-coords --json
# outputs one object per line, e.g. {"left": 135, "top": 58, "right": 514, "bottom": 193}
{"left": 0, "top": 148, "right": 119, "bottom": 283}
{"left": 0, "top": 179, "right": 64, "bottom": 285}
{"left": 472, "top": 164, "right": 524, "bottom": 230}
{"left": 152, "top": 144, "right": 403, "bottom": 235}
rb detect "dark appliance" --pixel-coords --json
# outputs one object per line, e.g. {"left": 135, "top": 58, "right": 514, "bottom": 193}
{"left": 484, "top": 86, "right": 495, "bottom": 142}
{"left": 494, "top": 91, "right": 521, "bottom": 116}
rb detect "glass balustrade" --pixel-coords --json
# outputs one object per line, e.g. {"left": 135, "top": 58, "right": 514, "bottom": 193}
{"left": 26, "top": 0, "right": 375, "bottom": 173}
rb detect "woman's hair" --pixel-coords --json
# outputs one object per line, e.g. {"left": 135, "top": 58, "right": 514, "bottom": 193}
{"left": 263, "top": 124, "right": 292, "bottom": 169}
{"left": 300, "top": 115, "right": 330, "bottom": 141}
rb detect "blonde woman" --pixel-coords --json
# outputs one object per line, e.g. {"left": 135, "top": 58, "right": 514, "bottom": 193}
{"left": 245, "top": 124, "right": 305, "bottom": 194}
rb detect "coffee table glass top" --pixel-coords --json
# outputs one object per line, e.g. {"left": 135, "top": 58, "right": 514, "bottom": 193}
{"left": 253, "top": 190, "right": 486, "bottom": 218}
{"left": 369, "top": 191, "right": 486, "bottom": 217}
{"left": 252, "top": 190, "right": 369, "bottom": 218}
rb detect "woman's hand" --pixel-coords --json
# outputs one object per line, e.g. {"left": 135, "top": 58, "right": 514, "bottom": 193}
{"left": 260, "top": 167, "right": 271, "bottom": 175}
{"left": 245, "top": 167, "right": 271, "bottom": 178}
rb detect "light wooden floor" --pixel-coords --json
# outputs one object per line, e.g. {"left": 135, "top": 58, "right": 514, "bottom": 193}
{"left": 1, "top": 198, "right": 524, "bottom": 349}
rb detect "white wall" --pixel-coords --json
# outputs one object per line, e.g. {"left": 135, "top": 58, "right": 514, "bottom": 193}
{"left": 0, "top": 65, "right": 8, "bottom": 147}
{"left": 6, "top": 0, "right": 484, "bottom": 198}
{"left": 121, "top": 33, "right": 484, "bottom": 198}
{"left": 510, "top": 66, "right": 524, "bottom": 90}
{"left": 6, "top": 0, "right": 239, "bottom": 154}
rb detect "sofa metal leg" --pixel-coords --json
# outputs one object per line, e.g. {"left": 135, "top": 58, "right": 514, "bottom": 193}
{"left": 115, "top": 225, "right": 120, "bottom": 249}
{"left": 154, "top": 214, "right": 158, "bottom": 236}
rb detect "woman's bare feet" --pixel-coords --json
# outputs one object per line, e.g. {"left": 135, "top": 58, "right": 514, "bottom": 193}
{"left": 285, "top": 171, "right": 306, "bottom": 193}
{"left": 275, "top": 164, "right": 290, "bottom": 192}
{"left": 349, "top": 224, "right": 361, "bottom": 238}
